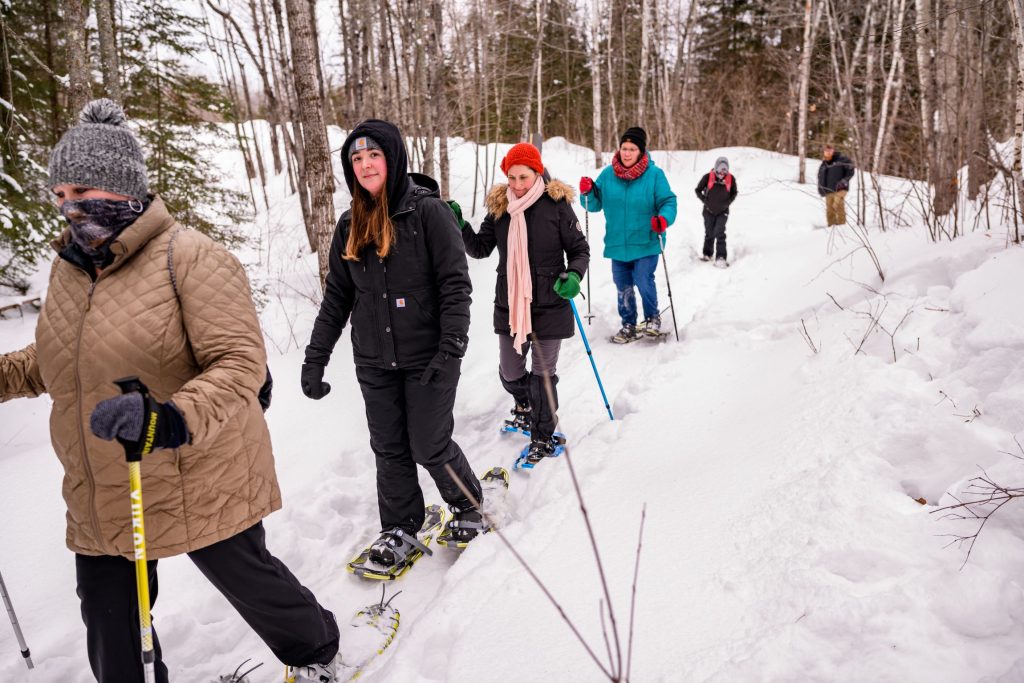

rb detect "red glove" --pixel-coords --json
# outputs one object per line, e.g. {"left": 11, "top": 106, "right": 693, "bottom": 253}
{"left": 651, "top": 215, "right": 668, "bottom": 233}
{"left": 579, "top": 177, "right": 594, "bottom": 195}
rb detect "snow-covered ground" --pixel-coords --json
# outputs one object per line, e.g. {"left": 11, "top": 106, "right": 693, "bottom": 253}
{"left": 2, "top": 130, "right": 1023, "bottom": 682}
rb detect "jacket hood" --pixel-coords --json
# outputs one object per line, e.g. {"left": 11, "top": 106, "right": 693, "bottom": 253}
{"left": 407, "top": 172, "right": 439, "bottom": 199}
{"left": 341, "top": 119, "right": 410, "bottom": 209}
{"left": 714, "top": 156, "right": 729, "bottom": 173}
{"left": 485, "top": 178, "right": 575, "bottom": 218}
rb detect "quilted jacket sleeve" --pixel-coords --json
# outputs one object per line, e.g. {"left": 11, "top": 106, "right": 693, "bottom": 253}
{"left": 0, "top": 343, "right": 46, "bottom": 401}
{"left": 168, "top": 232, "right": 267, "bottom": 446}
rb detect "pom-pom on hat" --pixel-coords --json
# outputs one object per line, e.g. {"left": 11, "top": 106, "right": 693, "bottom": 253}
{"left": 500, "top": 142, "right": 545, "bottom": 176}
{"left": 48, "top": 99, "right": 148, "bottom": 201}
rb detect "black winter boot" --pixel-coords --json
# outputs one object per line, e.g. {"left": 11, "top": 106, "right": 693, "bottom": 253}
{"left": 528, "top": 372, "right": 559, "bottom": 444}
{"left": 500, "top": 370, "right": 533, "bottom": 432}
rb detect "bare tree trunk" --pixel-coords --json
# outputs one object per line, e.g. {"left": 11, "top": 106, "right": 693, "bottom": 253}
{"left": 430, "top": 0, "right": 450, "bottom": 196}
{"left": 252, "top": 0, "right": 284, "bottom": 175}
{"left": 1008, "top": 0, "right": 1024, "bottom": 229}
{"left": 914, "top": 0, "right": 939, "bottom": 217}
{"left": 95, "top": 0, "right": 122, "bottom": 103}
{"left": 285, "top": 0, "right": 334, "bottom": 276}
{"left": 521, "top": 0, "right": 548, "bottom": 141}
{"left": 637, "top": 0, "right": 650, "bottom": 123}
{"left": 42, "top": 0, "right": 62, "bottom": 144}
{"left": 873, "top": 0, "right": 907, "bottom": 174}
{"left": 591, "top": 0, "right": 603, "bottom": 168}
{"left": 932, "top": 1, "right": 960, "bottom": 219}
{"left": 797, "top": 0, "right": 822, "bottom": 183}
{"left": 64, "top": 0, "right": 92, "bottom": 117}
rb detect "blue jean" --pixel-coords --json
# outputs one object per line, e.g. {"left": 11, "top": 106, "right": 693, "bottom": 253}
{"left": 611, "top": 255, "right": 659, "bottom": 326}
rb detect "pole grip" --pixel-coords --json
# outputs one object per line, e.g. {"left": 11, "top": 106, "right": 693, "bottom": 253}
{"left": 112, "top": 376, "right": 154, "bottom": 461}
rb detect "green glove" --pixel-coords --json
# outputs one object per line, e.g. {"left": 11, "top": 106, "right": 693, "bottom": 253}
{"left": 553, "top": 272, "right": 581, "bottom": 300}
{"left": 446, "top": 200, "right": 467, "bottom": 229}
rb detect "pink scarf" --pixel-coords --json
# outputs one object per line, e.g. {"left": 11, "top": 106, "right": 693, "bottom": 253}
{"left": 506, "top": 176, "right": 546, "bottom": 353}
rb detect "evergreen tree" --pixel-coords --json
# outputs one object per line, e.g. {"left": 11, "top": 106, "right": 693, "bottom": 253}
{"left": 117, "top": 0, "right": 248, "bottom": 247}
{"left": 0, "top": 0, "right": 63, "bottom": 293}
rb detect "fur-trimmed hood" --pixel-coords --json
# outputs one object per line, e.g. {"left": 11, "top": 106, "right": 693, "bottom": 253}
{"left": 485, "top": 179, "right": 576, "bottom": 218}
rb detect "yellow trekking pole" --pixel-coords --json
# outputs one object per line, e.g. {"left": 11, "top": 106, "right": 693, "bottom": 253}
{"left": 113, "top": 376, "right": 159, "bottom": 683}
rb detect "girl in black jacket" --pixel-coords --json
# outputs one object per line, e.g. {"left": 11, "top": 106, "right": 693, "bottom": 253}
{"left": 301, "top": 119, "right": 483, "bottom": 569}
{"left": 459, "top": 143, "right": 590, "bottom": 464}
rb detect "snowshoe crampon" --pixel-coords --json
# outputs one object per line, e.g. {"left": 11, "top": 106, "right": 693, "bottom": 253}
{"left": 437, "top": 467, "right": 510, "bottom": 551}
{"left": 216, "top": 659, "right": 263, "bottom": 682}
{"left": 346, "top": 504, "right": 445, "bottom": 580}
{"left": 284, "top": 596, "right": 400, "bottom": 682}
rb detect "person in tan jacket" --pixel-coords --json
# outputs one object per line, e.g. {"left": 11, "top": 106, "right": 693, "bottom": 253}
{"left": 0, "top": 99, "right": 341, "bottom": 683}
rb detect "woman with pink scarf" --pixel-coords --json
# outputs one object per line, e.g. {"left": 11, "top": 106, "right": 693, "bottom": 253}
{"left": 456, "top": 143, "right": 590, "bottom": 465}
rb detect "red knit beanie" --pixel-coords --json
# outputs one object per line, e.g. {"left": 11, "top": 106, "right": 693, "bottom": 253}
{"left": 501, "top": 142, "right": 545, "bottom": 176}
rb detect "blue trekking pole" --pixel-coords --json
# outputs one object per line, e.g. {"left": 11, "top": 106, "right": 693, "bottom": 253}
{"left": 566, "top": 287, "right": 614, "bottom": 421}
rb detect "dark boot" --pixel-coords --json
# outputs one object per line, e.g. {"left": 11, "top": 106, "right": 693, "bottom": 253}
{"left": 528, "top": 372, "right": 559, "bottom": 444}
{"left": 500, "top": 370, "right": 533, "bottom": 432}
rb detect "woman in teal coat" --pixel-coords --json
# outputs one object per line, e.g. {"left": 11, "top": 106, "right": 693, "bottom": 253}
{"left": 580, "top": 127, "right": 677, "bottom": 343}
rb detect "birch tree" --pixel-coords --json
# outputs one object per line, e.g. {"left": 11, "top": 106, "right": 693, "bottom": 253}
{"left": 284, "top": 0, "right": 335, "bottom": 284}
{"left": 64, "top": 0, "right": 91, "bottom": 116}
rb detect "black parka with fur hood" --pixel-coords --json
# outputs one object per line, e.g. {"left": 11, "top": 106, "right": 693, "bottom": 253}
{"left": 462, "top": 179, "right": 590, "bottom": 340}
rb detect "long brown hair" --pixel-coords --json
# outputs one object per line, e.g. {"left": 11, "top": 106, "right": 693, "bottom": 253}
{"left": 343, "top": 186, "right": 395, "bottom": 260}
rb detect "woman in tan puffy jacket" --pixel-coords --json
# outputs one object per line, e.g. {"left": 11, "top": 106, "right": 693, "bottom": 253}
{"left": 0, "top": 100, "right": 341, "bottom": 683}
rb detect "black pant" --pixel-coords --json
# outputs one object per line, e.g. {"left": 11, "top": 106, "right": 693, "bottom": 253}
{"left": 703, "top": 210, "right": 729, "bottom": 260}
{"left": 356, "top": 361, "right": 482, "bottom": 534}
{"left": 75, "top": 523, "right": 339, "bottom": 683}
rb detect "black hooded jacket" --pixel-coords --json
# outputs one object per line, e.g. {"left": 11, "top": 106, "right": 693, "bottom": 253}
{"left": 817, "top": 152, "right": 855, "bottom": 196}
{"left": 462, "top": 178, "right": 590, "bottom": 340}
{"left": 305, "top": 120, "right": 472, "bottom": 370}
{"left": 694, "top": 173, "right": 738, "bottom": 216}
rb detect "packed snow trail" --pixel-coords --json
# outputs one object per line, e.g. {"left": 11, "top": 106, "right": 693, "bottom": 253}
{"left": 2, "top": 138, "right": 1023, "bottom": 682}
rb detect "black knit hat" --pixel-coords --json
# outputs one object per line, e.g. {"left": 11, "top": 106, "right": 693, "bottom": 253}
{"left": 619, "top": 127, "right": 648, "bottom": 156}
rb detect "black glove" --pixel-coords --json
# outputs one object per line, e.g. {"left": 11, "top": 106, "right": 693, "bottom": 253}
{"left": 258, "top": 366, "right": 273, "bottom": 412}
{"left": 836, "top": 179, "right": 849, "bottom": 192}
{"left": 419, "top": 351, "right": 460, "bottom": 386}
{"left": 301, "top": 362, "right": 331, "bottom": 400}
{"left": 90, "top": 392, "right": 189, "bottom": 455}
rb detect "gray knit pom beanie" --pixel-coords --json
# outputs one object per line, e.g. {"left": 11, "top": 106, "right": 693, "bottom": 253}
{"left": 48, "top": 99, "right": 149, "bottom": 201}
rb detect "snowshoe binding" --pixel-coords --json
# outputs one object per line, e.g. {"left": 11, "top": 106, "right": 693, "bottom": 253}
{"left": 610, "top": 323, "right": 639, "bottom": 344}
{"left": 501, "top": 402, "right": 533, "bottom": 436}
{"left": 437, "top": 467, "right": 510, "bottom": 550}
{"left": 514, "top": 434, "right": 567, "bottom": 470}
{"left": 346, "top": 504, "right": 445, "bottom": 580}
{"left": 637, "top": 316, "right": 669, "bottom": 341}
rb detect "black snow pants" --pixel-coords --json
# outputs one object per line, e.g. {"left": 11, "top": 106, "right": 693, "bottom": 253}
{"left": 356, "top": 360, "right": 482, "bottom": 534}
{"left": 75, "top": 522, "right": 340, "bottom": 683}
{"left": 702, "top": 209, "right": 729, "bottom": 260}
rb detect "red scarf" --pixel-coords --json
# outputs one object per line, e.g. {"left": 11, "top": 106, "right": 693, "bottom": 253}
{"left": 612, "top": 152, "right": 649, "bottom": 180}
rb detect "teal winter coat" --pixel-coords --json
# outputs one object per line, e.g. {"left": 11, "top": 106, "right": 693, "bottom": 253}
{"left": 581, "top": 155, "right": 678, "bottom": 262}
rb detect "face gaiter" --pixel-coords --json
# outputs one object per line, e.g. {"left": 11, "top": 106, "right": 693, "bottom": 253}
{"left": 60, "top": 198, "right": 147, "bottom": 268}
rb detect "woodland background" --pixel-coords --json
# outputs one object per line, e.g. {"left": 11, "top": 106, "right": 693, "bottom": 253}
{"left": 2, "top": 0, "right": 1023, "bottom": 288}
